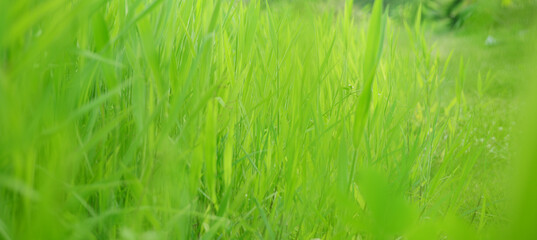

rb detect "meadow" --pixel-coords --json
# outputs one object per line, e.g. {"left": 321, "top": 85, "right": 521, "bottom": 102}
{"left": 0, "top": 0, "right": 536, "bottom": 239}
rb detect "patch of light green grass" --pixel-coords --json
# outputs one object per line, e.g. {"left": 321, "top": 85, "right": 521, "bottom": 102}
{"left": 0, "top": 0, "right": 533, "bottom": 239}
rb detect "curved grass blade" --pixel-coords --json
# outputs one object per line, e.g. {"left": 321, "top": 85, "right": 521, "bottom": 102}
{"left": 352, "top": 0, "right": 386, "bottom": 148}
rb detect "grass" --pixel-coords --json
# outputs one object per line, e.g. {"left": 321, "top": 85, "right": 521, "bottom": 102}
{"left": 0, "top": 0, "right": 535, "bottom": 239}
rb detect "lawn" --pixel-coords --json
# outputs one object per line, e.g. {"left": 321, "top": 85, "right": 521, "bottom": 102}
{"left": 0, "top": 0, "right": 536, "bottom": 239}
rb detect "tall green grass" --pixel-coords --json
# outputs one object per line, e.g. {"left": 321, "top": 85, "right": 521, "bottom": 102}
{"left": 0, "top": 0, "right": 530, "bottom": 239}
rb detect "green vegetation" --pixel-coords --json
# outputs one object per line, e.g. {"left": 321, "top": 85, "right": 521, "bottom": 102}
{"left": 0, "top": 0, "right": 535, "bottom": 239}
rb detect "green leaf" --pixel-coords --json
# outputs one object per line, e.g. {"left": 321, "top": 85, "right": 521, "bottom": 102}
{"left": 352, "top": 0, "right": 386, "bottom": 148}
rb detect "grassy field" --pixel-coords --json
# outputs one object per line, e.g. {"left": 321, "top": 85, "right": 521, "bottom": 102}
{"left": 0, "top": 0, "right": 536, "bottom": 239}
